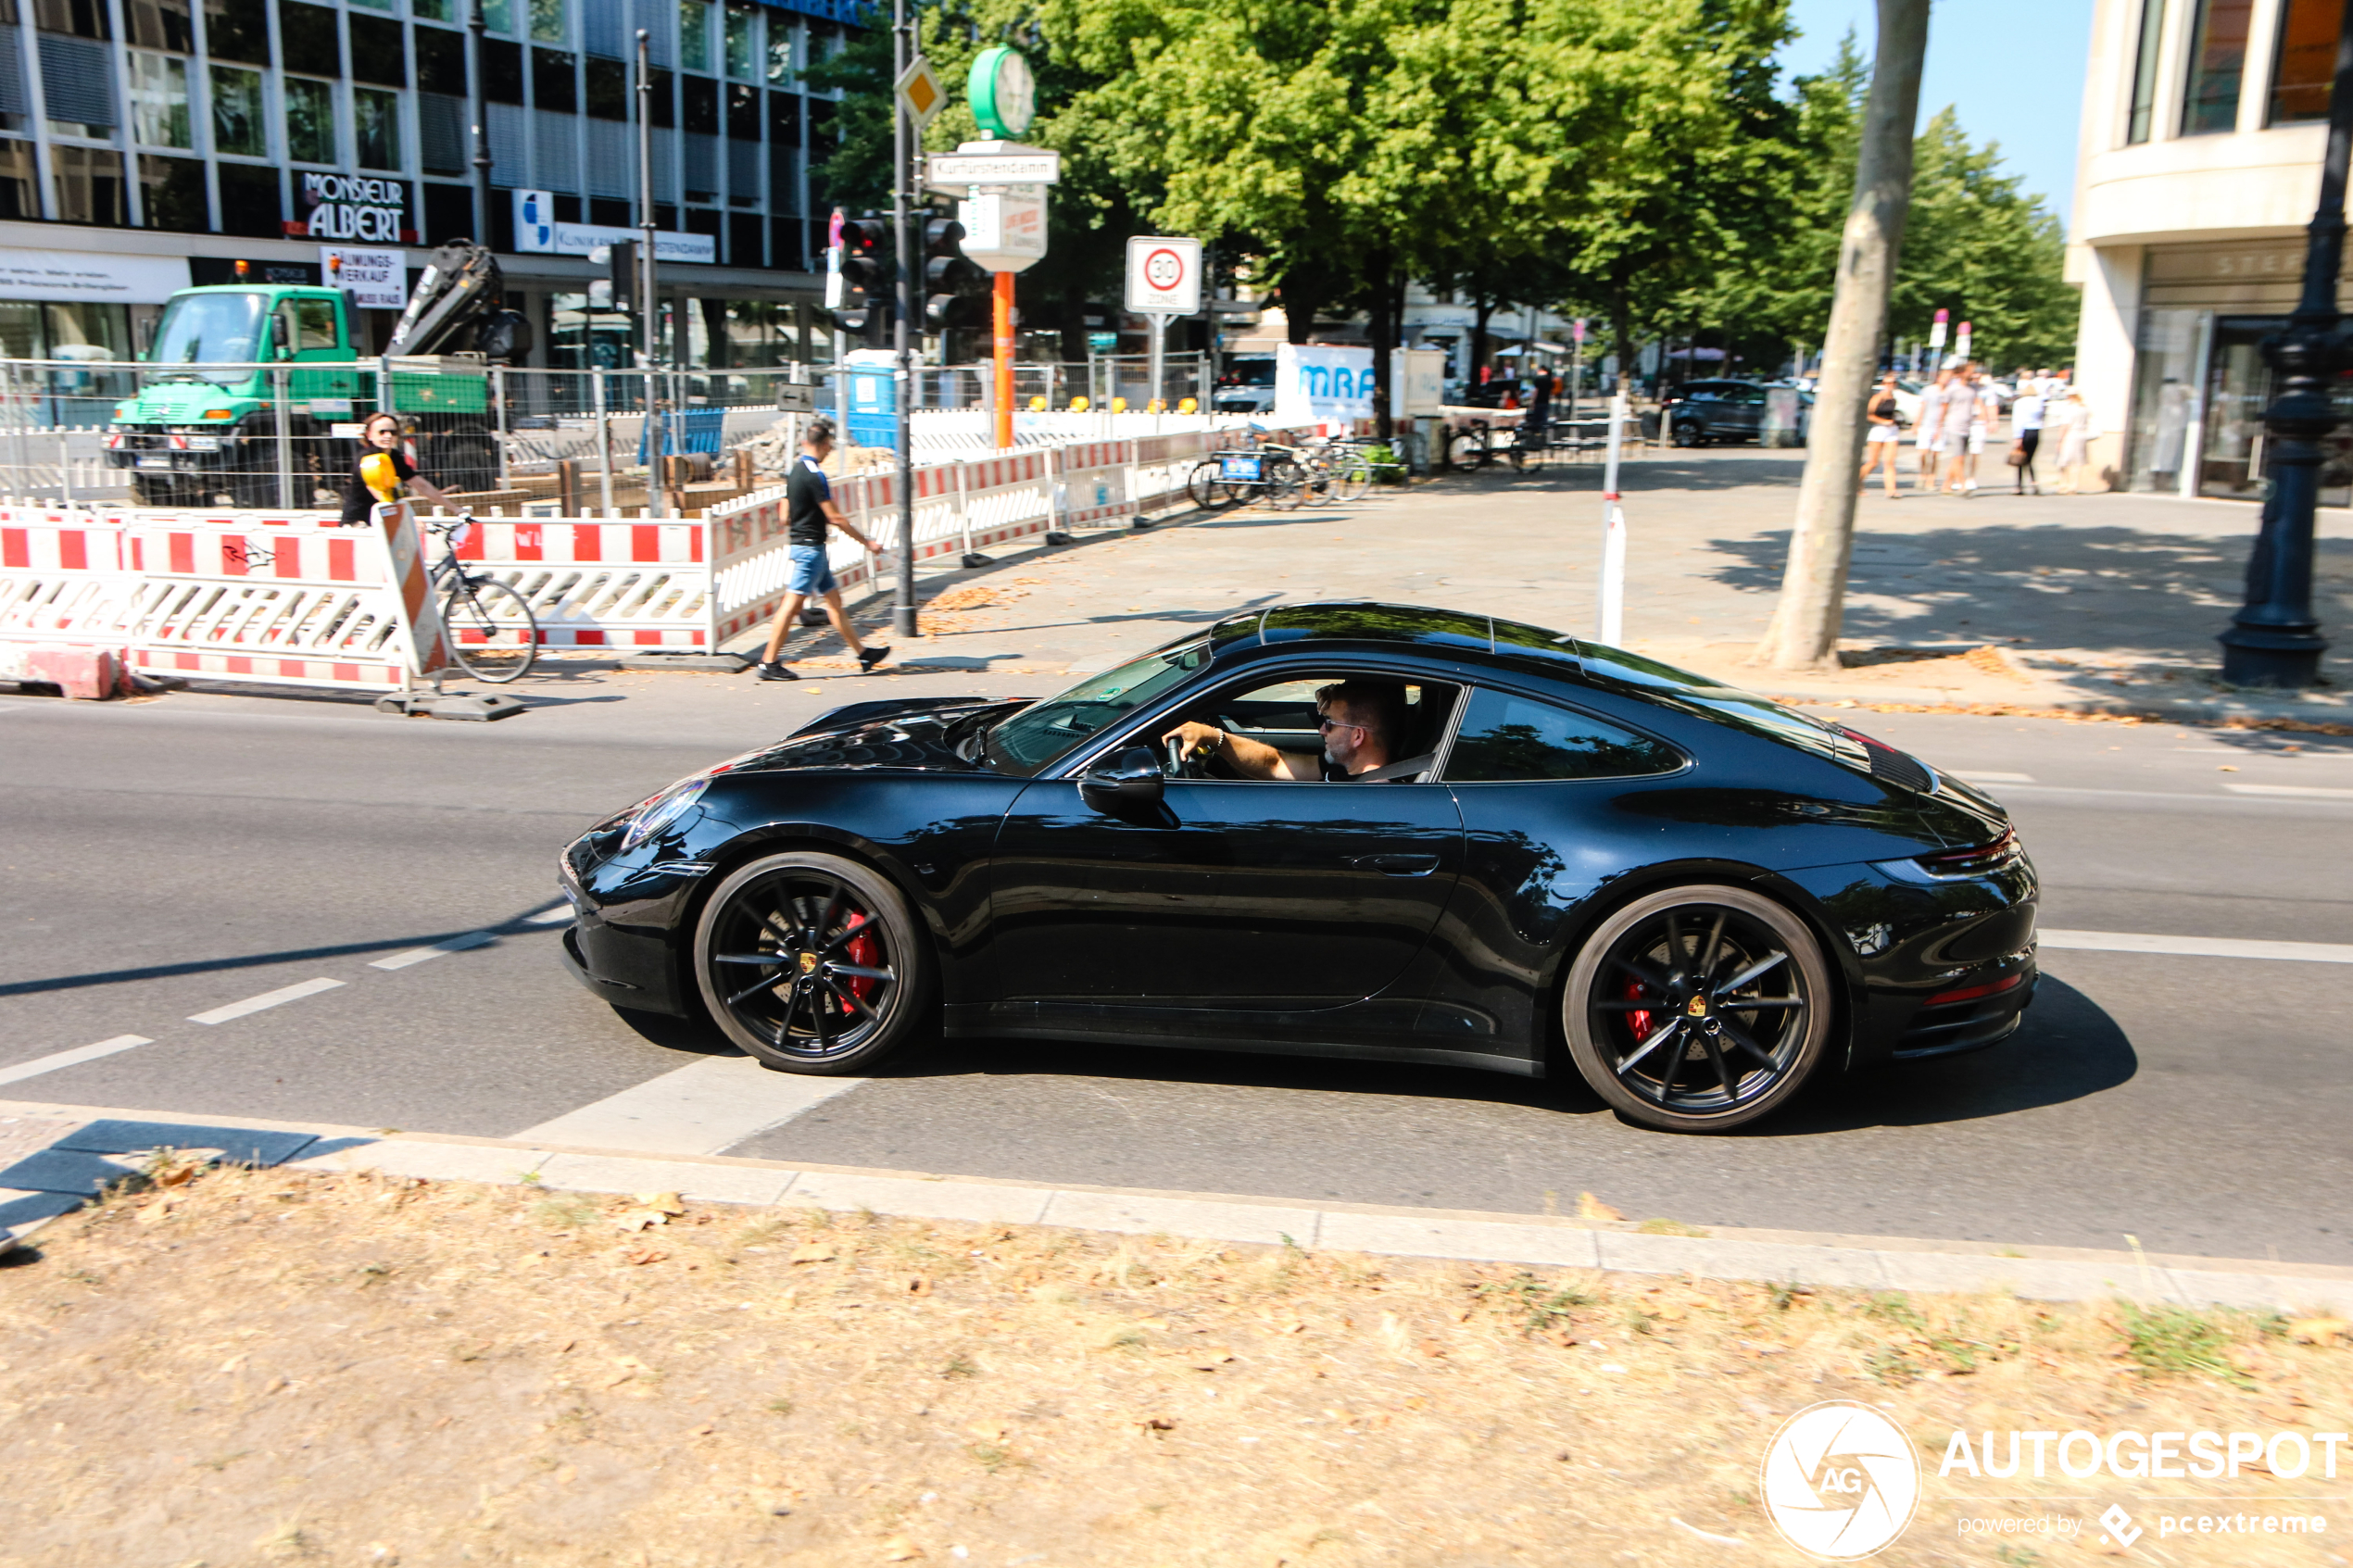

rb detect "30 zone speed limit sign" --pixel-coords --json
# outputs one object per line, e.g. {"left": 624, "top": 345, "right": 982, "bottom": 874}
{"left": 1125, "top": 235, "right": 1202, "bottom": 314}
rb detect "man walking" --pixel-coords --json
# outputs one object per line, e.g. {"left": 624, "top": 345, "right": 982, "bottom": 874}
{"left": 751, "top": 418, "right": 890, "bottom": 682}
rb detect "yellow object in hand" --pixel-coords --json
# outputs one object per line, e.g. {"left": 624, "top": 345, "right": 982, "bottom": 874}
{"left": 359, "top": 449, "right": 404, "bottom": 504}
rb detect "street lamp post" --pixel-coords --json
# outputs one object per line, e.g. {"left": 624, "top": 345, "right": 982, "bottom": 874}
{"left": 2220, "top": 0, "right": 2353, "bottom": 685}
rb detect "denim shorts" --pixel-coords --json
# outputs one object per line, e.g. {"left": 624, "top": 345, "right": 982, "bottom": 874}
{"left": 786, "top": 545, "right": 837, "bottom": 596}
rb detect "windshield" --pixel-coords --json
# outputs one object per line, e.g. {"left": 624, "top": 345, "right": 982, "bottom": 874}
{"left": 150, "top": 293, "right": 264, "bottom": 377}
{"left": 986, "top": 640, "right": 1213, "bottom": 775}
{"left": 1218, "top": 359, "right": 1277, "bottom": 387}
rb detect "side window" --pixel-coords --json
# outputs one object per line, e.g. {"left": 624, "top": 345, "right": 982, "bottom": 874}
{"left": 1443, "top": 688, "right": 1680, "bottom": 783}
{"left": 293, "top": 298, "right": 340, "bottom": 350}
{"left": 1684, "top": 386, "right": 1717, "bottom": 403}
{"left": 1737, "top": 385, "right": 1767, "bottom": 407}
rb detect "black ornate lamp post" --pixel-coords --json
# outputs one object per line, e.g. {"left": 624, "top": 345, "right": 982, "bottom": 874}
{"left": 2220, "top": 0, "right": 2353, "bottom": 686}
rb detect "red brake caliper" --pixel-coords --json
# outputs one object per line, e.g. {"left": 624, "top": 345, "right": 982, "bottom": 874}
{"left": 1623, "top": 978, "right": 1652, "bottom": 1041}
{"left": 839, "top": 914, "right": 880, "bottom": 1008}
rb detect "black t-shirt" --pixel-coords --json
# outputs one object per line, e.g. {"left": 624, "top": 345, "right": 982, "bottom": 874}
{"left": 786, "top": 454, "right": 833, "bottom": 546}
{"left": 341, "top": 447, "right": 416, "bottom": 525}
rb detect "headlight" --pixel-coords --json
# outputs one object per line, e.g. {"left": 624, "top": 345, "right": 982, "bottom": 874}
{"left": 620, "top": 776, "right": 710, "bottom": 852}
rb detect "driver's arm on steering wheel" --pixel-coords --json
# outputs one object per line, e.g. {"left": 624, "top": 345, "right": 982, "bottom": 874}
{"left": 1161, "top": 720, "right": 1318, "bottom": 780}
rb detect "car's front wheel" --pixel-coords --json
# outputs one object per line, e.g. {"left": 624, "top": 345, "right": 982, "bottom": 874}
{"left": 1562, "top": 884, "right": 1833, "bottom": 1132}
{"left": 692, "top": 851, "right": 933, "bottom": 1074}
{"left": 1669, "top": 420, "right": 1702, "bottom": 447}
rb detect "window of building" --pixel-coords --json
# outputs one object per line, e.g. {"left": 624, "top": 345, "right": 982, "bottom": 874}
{"left": 419, "top": 91, "right": 465, "bottom": 170}
{"left": 41, "top": 32, "right": 117, "bottom": 137}
{"left": 34, "top": 0, "right": 109, "bottom": 38}
{"left": 723, "top": 3, "right": 753, "bottom": 78}
{"left": 125, "top": 0, "right": 193, "bottom": 51}
{"left": 679, "top": 0, "right": 710, "bottom": 72}
{"left": 129, "top": 52, "right": 192, "bottom": 147}
{"left": 215, "top": 157, "right": 280, "bottom": 235}
{"left": 202, "top": 0, "right": 268, "bottom": 65}
{"left": 279, "top": 1, "right": 340, "bottom": 76}
{"left": 483, "top": 37, "right": 524, "bottom": 103}
{"left": 529, "top": 0, "right": 564, "bottom": 43}
{"left": 349, "top": 13, "right": 407, "bottom": 85}
{"left": 481, "top": 0, "right": 513, "bottom": 33}
{"left": 585, "top": 55, "right": 625, "bottom": 118}
{"left": 349, "top": 0, "right": 392, "bottom": 12}
{"left": 52, "top": 144, "right": 127, "bottom": 224}
{"left": 766, "top": 89, "right": 799, "bottom": 146}
{"left": 416, "top": 24, "right": 467, "bottom": 94}
{"left": 2181, "top": 0, "right": 2253, "bottom": 133}
{"left": 532, "top": 45, "right": 577, "bottom": 111}
{"left": 2269, "top": 0, "right": 2340, "bottom": 122}
{"left": 137, "top": 151, "right": 206, "bottom": 228}
{"left": 355, "top": 85, "right": 399, "bottom": 168}
{"left": 2128, "top": 0, "right": 2167, "bottom": 142}
{"left": 765, "top": 19, "right": 791, "bottom": 83}
{"left": 210, "top": 63, "right": 264, "bottom": 154}
{"left": 285, "top": 76, "right": 335, "bottom": 163}
{"left": 725, "top": 79, "right": 756, "bottom": 139}
{"left": 0, "top": 139, "right": 34, "bottom": 220}
{"left": 682, "top": 72, "right": 715, "bottom": 132}
{"left": 413, "top": 0, "right": 449, "bottom": 19}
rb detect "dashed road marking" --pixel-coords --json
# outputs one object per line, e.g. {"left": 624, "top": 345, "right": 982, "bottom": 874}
{"left": 1953, "top": 771, "right": 2035, "bottom": 784}
{"left": 2040, "top": 930, "right": 2353, "bottom": 964}
{"left": 512, "top": 1054, "right": 868, "bottom": 1157}
{"left": 2221, "top": 783, "right": 2353, "bottom": 800}
{"left": 0, "top": 1035, "right": 152, "bottom": 1086}
{"left": 369, "top": 931, "right": 497, "bottom": 971}
{"left": 187, "top": 977, "right": 346, "bottom": 1025}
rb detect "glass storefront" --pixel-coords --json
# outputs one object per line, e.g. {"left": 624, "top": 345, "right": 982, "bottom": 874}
{"left": 2127, "top": 307, "right": 2353, "bottom": 504}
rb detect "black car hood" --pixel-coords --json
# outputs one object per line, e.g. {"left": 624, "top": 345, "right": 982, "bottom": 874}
{"left": 741, "top": 696, "right": 1016, "bottom": 774}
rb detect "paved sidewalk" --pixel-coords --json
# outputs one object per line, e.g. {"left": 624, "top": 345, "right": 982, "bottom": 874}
{"left": 736, "top": 450, "right": 2351, "bottom": 723}
{"left": 6, "top": 1095, "right": 2349, "bottom": 1313}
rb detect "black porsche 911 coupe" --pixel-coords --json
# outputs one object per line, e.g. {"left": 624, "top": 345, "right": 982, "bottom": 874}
{"left": 560, "top": 602, "right": 2038, "bottom": 1132}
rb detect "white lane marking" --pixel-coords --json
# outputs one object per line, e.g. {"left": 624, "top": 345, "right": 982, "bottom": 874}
{"left": 2040, "top": 930, "right": 2353, "bottom": 964}
{"left": 1952, "top": 771, "right": 2035, "bottom": 784}
{"left": 524, "top": 906, "right": 574, "bottom": 925}
{"left": 2222, "top": 782, "right": 2353, "bottom": 799}
{"left": 512, "top": 1054, "right": 868, "bottom": 1157}
{"left": 187, "top": 977, "right": 346, "bottom": 1024}
{"left": 0, "top": 1035, "right": 152, "bottom": 1086}
{"left": 369, "top": 930, "right": 496, "bottom": 971}
{"left": 1987, "top": 783, "right": 2353, "bottom": 806}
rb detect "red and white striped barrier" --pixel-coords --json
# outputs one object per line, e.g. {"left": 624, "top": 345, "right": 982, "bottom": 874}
{"left": 450, "top": 516, "right": 711, "bottom": 647}
{"left": 1053, "top": 439, "right": 1135, "bottom": 530}
{"left": 0, "top": 507, "right": 135, "bottom": 656}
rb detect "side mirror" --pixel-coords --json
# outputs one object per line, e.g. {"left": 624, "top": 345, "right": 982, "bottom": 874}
{"left": 270, "top": 312, "right": 291, "bottom": 357}
{"left": 1078, "top": 746, "right": 1164, "bottom": 814}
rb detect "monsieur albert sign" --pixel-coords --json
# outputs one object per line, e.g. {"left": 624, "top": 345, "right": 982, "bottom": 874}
{"left": 284, "top": 174, "right": 416, "bottom": 245}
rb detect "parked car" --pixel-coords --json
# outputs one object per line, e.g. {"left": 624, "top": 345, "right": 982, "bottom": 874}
{"left": 1213, "top": 356, "right": 1277, "bottom": 414}
{"left": 1660, "top": 380, "right": 1769, "bottom": 445}
{"left": 559, "top": 601, "right": 2038, "bottom": 1134}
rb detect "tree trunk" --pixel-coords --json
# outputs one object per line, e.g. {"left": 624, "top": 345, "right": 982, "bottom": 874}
{"left": 1609, "top": 285, "right": 1634, "bottom": 396}
{"left": 1470, "top": 293, "right": 1495, "bottom": 383}
{"left": 1758, "top": 0, "right": 1931, "bottom": 671}
{"left": 1059, "top": 285, "right": 1088, "bottom": 367}
{"left": 1368, "top": 258, "right": 1400, "bottom": 441}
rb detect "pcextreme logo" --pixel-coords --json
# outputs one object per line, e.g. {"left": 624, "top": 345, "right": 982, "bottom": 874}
{"left": 1760, "top": 1401, "right": 1923, "bottom": 1560}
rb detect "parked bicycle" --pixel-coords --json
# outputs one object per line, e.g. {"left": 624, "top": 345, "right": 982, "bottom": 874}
{"left": 1186, "top": 445, "right": 1305, "bottom": 510}
{"left": 428, "top": 513, "right": 540, "bottom": 683}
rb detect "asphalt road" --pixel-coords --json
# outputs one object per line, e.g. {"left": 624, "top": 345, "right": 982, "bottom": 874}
{"left": 6, "top": 664, "right": 2349, "bottom": 1268}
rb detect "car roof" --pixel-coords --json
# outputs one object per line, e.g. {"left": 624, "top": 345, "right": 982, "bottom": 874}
{"left": 1206, "top": 600, "right": 1587, "bottom": 674}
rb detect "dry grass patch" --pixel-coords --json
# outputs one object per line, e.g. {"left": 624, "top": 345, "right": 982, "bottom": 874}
{"left": 0, "top": 1164, "right": 2346, "bottom": 1566}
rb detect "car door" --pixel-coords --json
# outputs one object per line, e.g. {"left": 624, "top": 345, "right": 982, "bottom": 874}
{"left": 988, "top": 677, "right": 1466, "bottom": 1012}
{"left": 1730, "top": 383, "right": 1768, "bottom": 438}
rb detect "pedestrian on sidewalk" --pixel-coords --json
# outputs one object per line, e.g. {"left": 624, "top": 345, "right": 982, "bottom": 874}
{"left": 1860, "top": 370, "right": 1905, "bottom": 498}
{"left": 1937, "top": 368, "right": 1981, "bottom": 495}
{"left": 2008, "top": 383, "right": 2045, "bottom": 495}
{"left": 1913, "top": 367, "right": 1951, "bottom": 493}
{"left": 2051, "top": 392, "right": 2099, "bottom": 493}
{"left": 750, "top": 419, "right": 890, "bottom": 682}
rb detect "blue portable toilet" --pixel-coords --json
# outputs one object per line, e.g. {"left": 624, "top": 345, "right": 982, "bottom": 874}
{"left": 842, "top": 349, "right": 898, "bottom": 447}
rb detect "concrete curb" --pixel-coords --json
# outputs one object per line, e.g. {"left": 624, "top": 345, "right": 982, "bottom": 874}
{"left": 5, "top": 1096, "right": 2349, "bottom": 1313}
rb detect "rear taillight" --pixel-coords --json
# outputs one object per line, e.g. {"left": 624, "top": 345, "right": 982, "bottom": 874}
{"left": 1913, "top": 829, "right": 2020, "bottom": 880}
{"left": 1922, "top": 971, "right": 2026, "bottom": 1007}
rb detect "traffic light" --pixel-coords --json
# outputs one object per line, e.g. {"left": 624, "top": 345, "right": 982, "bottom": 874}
{"left": 836, "top": 215, "right": 895, "bottom": 346}
{"left": 922, "top": 217, "right": 991, "bottom": 332}
{"left": 598, "top": 240, "right": 637, "bottom": 314}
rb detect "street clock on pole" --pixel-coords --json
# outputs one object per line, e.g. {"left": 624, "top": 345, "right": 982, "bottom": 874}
{"left": 968, "top": 45, "right": 1036, "bottom": 138}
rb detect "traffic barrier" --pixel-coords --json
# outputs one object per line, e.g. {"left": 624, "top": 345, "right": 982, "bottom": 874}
{"left": 1053, "top": 439, "right": 1135, "bottom": 530}
{"left": 0, "top": 506, "right": 134, "bottom": 651}
{"left": 451, "top": 516, "right": 711, "bottom": 647}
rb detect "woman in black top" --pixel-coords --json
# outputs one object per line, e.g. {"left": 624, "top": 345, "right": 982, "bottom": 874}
{"left": 1858, "top": 370, "right": 1904, "bottom": 499}
{"left": 340, "top": 412, "right": 453, "bottom": 525}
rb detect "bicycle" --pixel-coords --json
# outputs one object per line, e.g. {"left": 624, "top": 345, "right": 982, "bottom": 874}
{"left": 1191, "top": 445, "right": 1304, "bottom": 510}
{"left": 428, "top": 513, "right": 539, "bottom": 683}
{"left": 1294, "top": 436, "right": 1376, "bottom": 502}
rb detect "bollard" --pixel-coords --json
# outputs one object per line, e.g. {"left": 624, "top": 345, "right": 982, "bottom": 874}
{"left": 557, "top": 458, "right": 579, "bottom": 515}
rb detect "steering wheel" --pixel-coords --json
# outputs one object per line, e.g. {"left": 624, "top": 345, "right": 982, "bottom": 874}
{"left": 1164, "top": 734, "right": 1211, "bottom": 780}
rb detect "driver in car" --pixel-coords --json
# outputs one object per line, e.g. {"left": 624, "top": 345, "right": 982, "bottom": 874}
{"left": 1162, "top": 680, "right": 1431, "bottom": 782}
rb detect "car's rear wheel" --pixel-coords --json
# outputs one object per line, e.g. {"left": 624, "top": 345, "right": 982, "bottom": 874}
{"left": 693, "top": 851, "right": 933, "bottom": 1074}
{"left": 1562, "top": 884, "right": 1833, "bottom": 1132}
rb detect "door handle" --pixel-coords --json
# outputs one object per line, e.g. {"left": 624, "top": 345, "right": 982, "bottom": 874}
{"left": 1348, "top": 853, "right": 1441, "bottom": 876}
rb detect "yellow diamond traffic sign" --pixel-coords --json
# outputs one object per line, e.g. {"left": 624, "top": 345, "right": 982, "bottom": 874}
{"left": 895, "top": 56, "right": 946, "bottom": 130}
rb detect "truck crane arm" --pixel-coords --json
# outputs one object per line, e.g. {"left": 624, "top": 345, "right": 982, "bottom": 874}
{"left": 384, "top": 241, "right": 532, "bottom": 361}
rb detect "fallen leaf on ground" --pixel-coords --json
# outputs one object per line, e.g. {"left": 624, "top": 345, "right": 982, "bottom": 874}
{"left": 2288, "top": 1317, "right": 2348, "bottom": 1347}
{"left": 1577, "top": 1193, "right": 1623, "bottom": 1223}
{"left": 881, "top": 1536, "right": 923, "bottom": 1561}
{"left": 788, "top": 1240, "right": 838, "bottom": 1264}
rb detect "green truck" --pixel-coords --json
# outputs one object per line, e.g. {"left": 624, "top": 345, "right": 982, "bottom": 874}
{"left": 105, "top": 242, "right": 531, "bottom": 508}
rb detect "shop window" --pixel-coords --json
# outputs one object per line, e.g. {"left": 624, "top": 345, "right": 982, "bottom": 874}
{"left": 349, "top": 13, "right": 406, "bottom": 86}
{"left": 356, "top": 86, "right": 399, "bottom": 169}
{"left": 585, "top": 56, "right": 625, "bottom": 119}
{"left": 215, "top": 158, "right": 280, "bottom": 236}
{"left": 210, "top": 64, "right": 264, "bottom": 155}
{"left": 126, "top": 0, "right": 192, "bottom": 51}
{"left": 0, "top": 139, "right": 33, "bottom": 220}
{"left": 529, "top": 0, "right": 563, "bottom": 43}
{"left": 417, "top": 26, "right": 466, "bottom": 94}
{"left": 202, "top": 0, "right": 267, "bottom": 65}
{"left": 723, "top": 3, "right": 752, "bottom": 79}
{"left": 483, "top": 37, "right": 524, "bottom": 104}
{"left": 52, "top": 144, "right": 127, "bottom": 225}
{"left": 2181, "top": 0, "right": 2252, "bottom": 133}
{"left": 129, "top": 52, "right": 190, "bottom": 147}
{"left": 588, "top": 194, "right": 627, "bottom": 224}
{"left": 0, "top": 300, "right": 37, "bottom": 357}
{"left": 47, "top": 301, "right": 134, "bottom": 361}
{"left": 683, "top": 72, "right": 716, "bottom": 132}
{"left": 278, "top": 1, "right": 339, "bottom": 76}
{"left": 2269, "top": 0, "right": 2340, "bottom": 122}
{"left": 2127, "top": 0, "right": 2166, "bottom": 143}
{"left": 284, "top": 76, "right": 335, "bottom": 164}
{"left": 532, "top": 46, "right": 577, "bottom": 111}
{"left": 34, "top": 0, "right": 107, "bottom": 37}
{"left": 137, "top": 151, "right": 205, "bottom": 230}
{"left": 679, "top": 0, "right": 710, "bottom": 72}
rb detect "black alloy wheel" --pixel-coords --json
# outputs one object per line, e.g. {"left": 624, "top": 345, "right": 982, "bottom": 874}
{"left": 693, "top": 851, "right": 932, "bottom": 1074}
{"left": 1563, "top": 884, "right": 1833, "bottom": 1132}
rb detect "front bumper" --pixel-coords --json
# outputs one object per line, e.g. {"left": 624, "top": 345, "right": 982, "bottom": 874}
{"left": 554, "top": 834, "right": 703, "bottom": 1017}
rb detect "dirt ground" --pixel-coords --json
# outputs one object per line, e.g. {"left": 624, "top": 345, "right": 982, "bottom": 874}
{"left": 3, "top": 1163, "right": 2347, "bottom": 1567}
